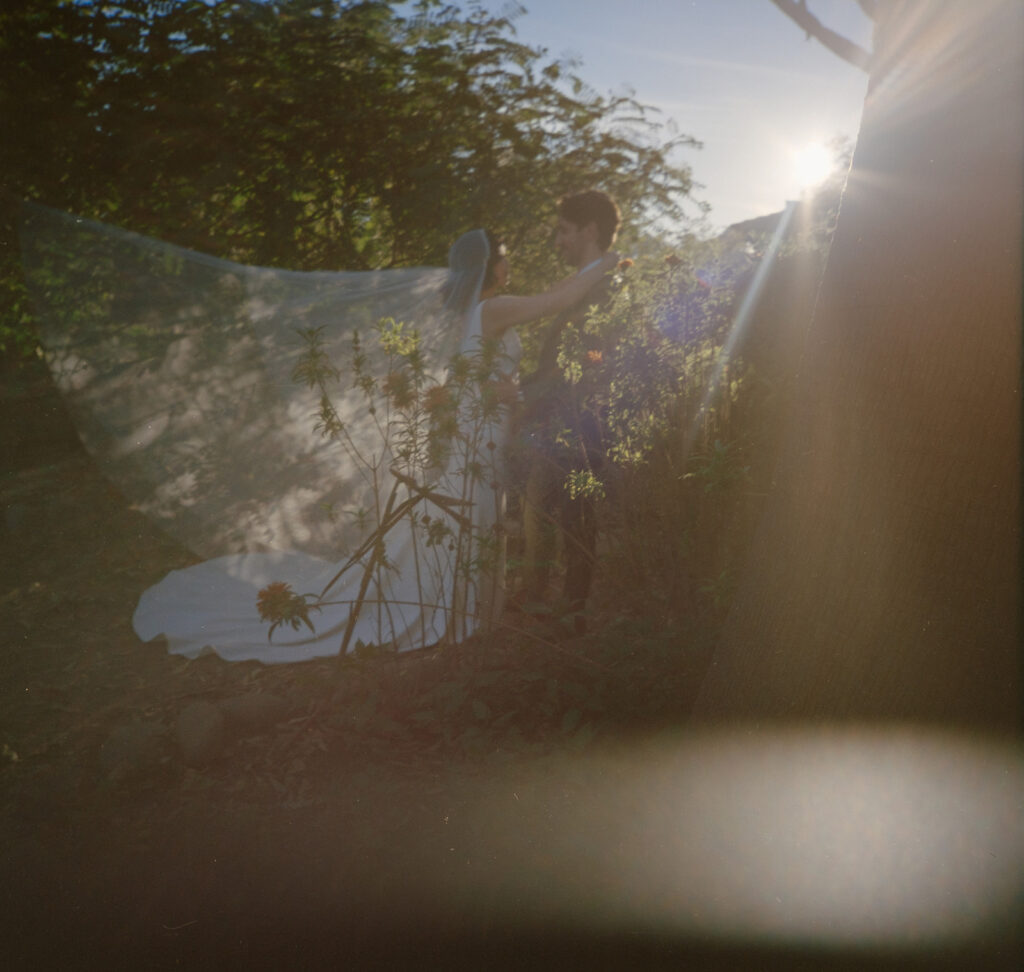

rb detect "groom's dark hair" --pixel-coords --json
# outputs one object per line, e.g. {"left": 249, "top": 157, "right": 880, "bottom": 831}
{"left": 558, "top": 190, "right": 620, "bottom": 251}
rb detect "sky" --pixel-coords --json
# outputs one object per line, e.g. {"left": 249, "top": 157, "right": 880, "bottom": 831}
{"left": 473, "top": 0, "right": 873, "bottom": 231}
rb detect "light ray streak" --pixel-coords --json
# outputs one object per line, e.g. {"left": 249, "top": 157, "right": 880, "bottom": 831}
{"left": 685, "top": 200, "right": 797, "bottom": 457}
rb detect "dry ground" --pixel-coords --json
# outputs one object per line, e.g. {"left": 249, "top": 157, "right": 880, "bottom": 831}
{"left": 2, "top": 367, "right": 1018, "bottom": 971}
{"left": 1, "top": 366, "right": 722, "bottom": 968}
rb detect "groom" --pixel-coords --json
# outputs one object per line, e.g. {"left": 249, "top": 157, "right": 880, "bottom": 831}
{"left": 517, "top": 189, "right": 621, "bottom": 632}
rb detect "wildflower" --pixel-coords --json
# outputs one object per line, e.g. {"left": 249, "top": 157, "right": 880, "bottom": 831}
{"left": 617, "top": 258, "right": 634, "bottom": 270}
{"left": 382, "top": 369, "right": 415, "bottom": 408}
{"left": 449, "top": 353, "right": 471, "bottom": 383}
{"left": 433, "top": 415, "right": 458, "bottom": 439}
{"left": 256, "top": 581, "right": 319, "bottom": 640}
{"left": 425, "top": 518, "right": 450, "bottom": 547}
{"left": 585, "top": 350, "right": 603, "bottom": 365}
{"left": 565, "top": 469, "right": 605, "bottom": 501}
{"left": 377, "top": 317, "right": 418, "bottom": 357}
{"left": 422, "top": 384, "right": 453, "bottom": 413}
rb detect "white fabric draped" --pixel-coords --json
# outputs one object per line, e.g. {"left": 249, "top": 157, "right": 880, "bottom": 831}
{"left": 132, "top": 305, "right": 520, "bottom": 662}
{"left": 20, "top": 207, "right": 516, "bottom": 661}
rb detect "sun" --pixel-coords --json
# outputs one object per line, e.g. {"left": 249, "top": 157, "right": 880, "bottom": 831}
{"left": 791, "top": 141, "right": 835, "bottom": 192}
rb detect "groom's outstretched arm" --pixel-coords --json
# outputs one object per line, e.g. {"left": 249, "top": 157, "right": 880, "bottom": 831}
{"left": 519, "top": 269, "right": 614, "bottom": 422}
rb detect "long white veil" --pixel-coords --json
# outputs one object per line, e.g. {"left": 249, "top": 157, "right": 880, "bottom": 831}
{"left": 19, "top": 203, "right": 488, "bottom": 563}
{"left": 20, "top": 205, "right": 503, "bottom": 660}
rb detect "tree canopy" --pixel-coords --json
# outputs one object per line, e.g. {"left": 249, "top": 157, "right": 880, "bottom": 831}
{"left": 1, "top": 0, "right": 703, "bottom": 354}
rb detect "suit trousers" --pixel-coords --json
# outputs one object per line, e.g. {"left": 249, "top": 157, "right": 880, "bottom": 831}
{"left": 522, "top": 449, "right": 597, "bottom": 611}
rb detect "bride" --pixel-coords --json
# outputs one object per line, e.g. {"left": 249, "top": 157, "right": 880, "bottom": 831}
{"left": 21, "top": 207, "right": 615, "bottom": 663}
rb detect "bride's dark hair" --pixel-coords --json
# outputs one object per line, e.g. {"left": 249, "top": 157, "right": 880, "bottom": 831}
{"left": 482, "top": 230, "right": 506, "bottom": 290}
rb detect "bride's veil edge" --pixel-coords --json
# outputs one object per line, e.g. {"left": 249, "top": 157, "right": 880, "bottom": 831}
{"left": 17, "top": 202, "right": 490, "bottom": 564}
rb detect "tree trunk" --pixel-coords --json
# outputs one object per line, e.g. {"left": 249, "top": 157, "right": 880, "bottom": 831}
{"left": 692, "top": 0, "right": 1022, "bottom": 730}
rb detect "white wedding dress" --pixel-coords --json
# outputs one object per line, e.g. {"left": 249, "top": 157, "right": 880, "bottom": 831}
{"left": 132, "top": 305, "right": 521, "bottom": 662}
{"left": 19, "top": 207, "right": 514, "bottom": 663}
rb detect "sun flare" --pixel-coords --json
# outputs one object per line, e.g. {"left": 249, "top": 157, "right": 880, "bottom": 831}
{"left": 792, "top": 141, "right": 834, "bottom": 191}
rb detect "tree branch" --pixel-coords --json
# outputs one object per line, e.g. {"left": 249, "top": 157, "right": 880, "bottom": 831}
{"left": 769, "top": 0, "right": 872, "bottom": 72}
{"left": 854, "top": 0, "right": 877, "bottom": 21}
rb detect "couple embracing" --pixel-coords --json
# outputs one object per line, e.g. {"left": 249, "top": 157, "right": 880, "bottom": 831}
{"left": 23, "top": 188, "right": 620, "bottom": 663}
{"left": 144, "top": 190, "right": 619, "bottom": 661}
{"left": 442, "top": 189, "right": 621, "bottom": 642}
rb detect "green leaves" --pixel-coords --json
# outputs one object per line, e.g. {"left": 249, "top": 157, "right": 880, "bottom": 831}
{"left": 375, "top": 317, "right": 419, "bottom": 359}
{"left": 3, "top": 0, "right": 701, "bottom": 358}
{"left": 564, "top": 469, "right": 605, "bottom": 502}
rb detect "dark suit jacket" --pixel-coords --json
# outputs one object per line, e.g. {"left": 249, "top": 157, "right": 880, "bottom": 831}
{"left": 517, "top": 270, "right": 614, "bottom": 466}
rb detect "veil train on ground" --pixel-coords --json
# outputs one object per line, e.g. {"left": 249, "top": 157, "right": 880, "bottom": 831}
{"left": 20, "top": 206, "right": 514, "bottom": 662}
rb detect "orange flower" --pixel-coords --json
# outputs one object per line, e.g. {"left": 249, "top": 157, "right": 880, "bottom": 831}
{"left": 617, "top": 258, "right": 634, "bottom": 270}
{"left": 586, "top": 350, "right": 603, "bottom": 365}
{"left": 256, "top": 581, "right": 292, "bottom": 622}
{"left": 257, "top": 581, "right": 319, "bottom": 639}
